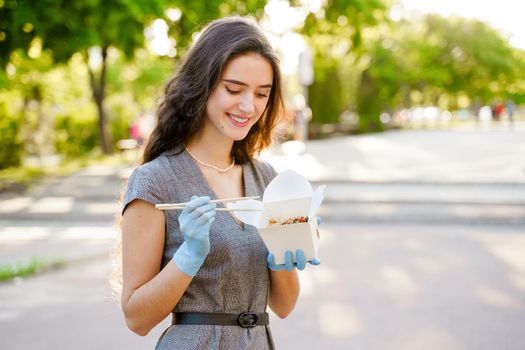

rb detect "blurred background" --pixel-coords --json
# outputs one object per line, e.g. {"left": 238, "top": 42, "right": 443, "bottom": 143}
{"left": 1, "top": 1, "right": 524, "bottom": 349}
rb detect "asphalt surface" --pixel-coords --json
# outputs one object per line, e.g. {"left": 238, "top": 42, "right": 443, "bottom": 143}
{"left": 1, "top": 126, "right": 524, "bottom": 349}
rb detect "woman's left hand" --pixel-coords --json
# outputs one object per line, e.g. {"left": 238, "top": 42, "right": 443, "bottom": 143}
{"left": 267, "top": 249, "right": 321, "bottom": 272}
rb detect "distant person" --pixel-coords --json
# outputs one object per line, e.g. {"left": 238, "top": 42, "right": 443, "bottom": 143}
{"left": 472, "top": 100, "right": 482, "bottom": 123}
{"left": 128, "top": 120, "right": 141, "bottom": 145}
{"left": 495, "top": 102, "right": 505, "bottom": 120}
{"left": 118, "top": 17, "right": 319, "bottom": 349}
{"left": 506, "top": 100, "right": 514, "bottom": 123}
{"left": 293, "top": 108, "right": 306, "bottom": 141}
{"left": 129, "top": 112, "right": 155, "bottom": 145}
{"left": 490, "top": 102, "right": 497, "bottom": 121}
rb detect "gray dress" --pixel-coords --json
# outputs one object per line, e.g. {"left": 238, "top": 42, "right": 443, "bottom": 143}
{"left": 123, "top": 150, "right": 277, "bottom": 350}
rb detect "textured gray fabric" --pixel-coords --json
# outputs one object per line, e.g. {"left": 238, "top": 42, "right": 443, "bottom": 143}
{"left": 123, "top": 150, "right": 277, "bottom": 350}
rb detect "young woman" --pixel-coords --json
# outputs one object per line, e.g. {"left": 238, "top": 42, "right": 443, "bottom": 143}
{"left": 120, "top": 16, "right": 319, "bottom": 349}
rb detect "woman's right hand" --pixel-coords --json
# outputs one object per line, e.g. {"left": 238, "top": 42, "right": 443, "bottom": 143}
{"left": 173, "top": 195, "right": 216, "bottom": 276}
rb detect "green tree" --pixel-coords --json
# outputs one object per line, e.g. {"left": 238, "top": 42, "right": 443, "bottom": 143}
{"left": 1, "top": 0, "right": 168, "bottom": 154}
{"left": 1, "top": 0, "right": 269, "bottom": 154}
{"left": 362, "top": 14, "right": 525, "bottom": 112}
{"left": 0, "top": 47, "right": 57, "bottom": 165}
{"left": 423, "top": 15, "right": 520, "bottom": 104}
{"left": 0, "top": 91, "right": 23, "bottom": 168}
{"left": 297, "top": 0, "right": 390, "bottom": 131}
{"left": 166, "top": 0, "right": 267, "bottom": 55}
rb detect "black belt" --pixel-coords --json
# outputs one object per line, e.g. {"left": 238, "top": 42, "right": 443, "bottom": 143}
{"left": 172, "top": 312, "right": 269, "bottom": 328}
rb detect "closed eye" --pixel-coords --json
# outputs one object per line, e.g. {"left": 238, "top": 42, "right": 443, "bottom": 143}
{"left": 225, "top": 86, "right": 240, "bottom": 94}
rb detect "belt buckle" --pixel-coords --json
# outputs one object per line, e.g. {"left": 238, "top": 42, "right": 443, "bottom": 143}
{"left": 237, "top": 312, "right": 258, "bottom": 328}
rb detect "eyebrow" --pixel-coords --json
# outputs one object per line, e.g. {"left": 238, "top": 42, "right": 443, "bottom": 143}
{"left": 222, "top": 79, "right": 272, "bottom": 89}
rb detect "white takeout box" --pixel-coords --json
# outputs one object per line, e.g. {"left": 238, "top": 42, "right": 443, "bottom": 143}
{"left": 227, "top": 170, "right": 326, "bottom": 264}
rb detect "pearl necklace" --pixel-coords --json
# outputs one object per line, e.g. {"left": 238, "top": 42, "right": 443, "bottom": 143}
{"left": 185, "top": 147, "right": 235, "bottom": 173}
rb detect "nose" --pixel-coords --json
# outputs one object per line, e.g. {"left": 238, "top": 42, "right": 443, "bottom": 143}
{"left": 239, "top": 93, "right": 255, "bottom": 115}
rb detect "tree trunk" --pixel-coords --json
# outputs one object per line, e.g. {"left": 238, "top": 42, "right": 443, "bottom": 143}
{"left": 88, "top": 46, "right": 113, "bottom": 155}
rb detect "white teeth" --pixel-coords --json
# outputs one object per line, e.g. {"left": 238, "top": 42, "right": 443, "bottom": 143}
{"left": 229, "top": 114, "right": 248, "bottom": 123}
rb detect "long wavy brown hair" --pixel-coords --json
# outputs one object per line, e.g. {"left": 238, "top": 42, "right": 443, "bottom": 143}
{"left": 141, "top": 16, "right": 284, "bottom": 165}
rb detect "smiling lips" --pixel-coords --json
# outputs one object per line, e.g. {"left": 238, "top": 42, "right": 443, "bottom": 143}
{"left": 227, "top": 113, "right": 251, "bottom": 126}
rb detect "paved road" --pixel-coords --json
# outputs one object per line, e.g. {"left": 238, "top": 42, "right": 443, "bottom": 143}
{"left": 1, "top": 127, "right": 524, "bottom": 349}
{"left": 272, "top": 223, "right": 525, "bottom": 350}
{"left": 261, "top": 125, "right": 525, "bottom": 183}
{"left": 2, "top": 222, "right": 524, "bottom": 350}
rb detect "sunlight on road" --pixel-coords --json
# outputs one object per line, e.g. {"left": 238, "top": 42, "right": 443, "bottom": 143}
{"left": 85, "top": 202, "right": 120, "bottom": 215}
{"left": 449, "top": 205, "right": 525, "bottom": 220}
{"left": 475, "top": 234, "right": 525, "bottom": 295}
{"left": 508, "top": 273, "right": 525, "bottom": 294}
{"left": 0, "top": 197, "right": 32, "bottom": 214}
{"left": 28, "top": 197, "right": 74, "bottom": 214}
{"left": 474, "top": 285, "right": 521, "bottom": 309}
{"left": 260, "top": 146, "right": 331, "bottom": 180}
{"left": 411, "top": 256, "right": 443, "bottom": 274}
{"left": 318, "top": 302, "right": 364, "bottom": 338}
{"left": 0, "top": 227, "right": 51, "bottom": 240}
{"left": 475, "top": 234, "right": 525, "bottom": 271}
{"left": 380, "top": 265, "right": 420, "bottom": 304}
{"left": 388, "top": 327, "right": 464, "bottom": 350}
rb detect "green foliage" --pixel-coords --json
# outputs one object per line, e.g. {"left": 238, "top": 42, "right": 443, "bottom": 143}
{"left": 361, "top": 14, "right": 525, "bottom": 112}
{"left": 0, "top": 109, "right": 23, "bottom": 169}
{"left": 0, "top": 50, "right": 95, "bottom": 159}
{"left": 309, "top": 65, "right": 343, "bottom": 124}
{"left": 410, "top": 15, "right": 519, "bottom": 103}
{"left": 109, "top": 108, "right": 134, "bottom": 149}
{"left": 0, "top": 90, "right": 24, "bottom": 168}
{"left": 0, "top": 0, "right": 168, "bottom": 65}
{"left": 298, "top": 0, "right": 391, "bottom": 132}
{"left": 106, "top": 50, "right": 173, "bottom": 106}
{"left": 2, "top": 0, "right": 523, "bottom": 153}
{"left": 505, "top": 49, "right": 525, "bottom": 104}
{"left": 0, "top": 0, "right": 170, "bottom": 154}
{"left": 167, "top": 0, "right": 267, "bottom": 55}
{"left": 112, "top": 117, "right": 131, "bottom": 146}
{"left": 0, "top": 257, "right": 66, "bottom": 282}
{"left": 54, "top": 114, "right": 98, "bottom": 158}
{"left": 105, "top": 50, "right": 174, "bottom": 149}
{"left": 0, "top": 258, "right": 44, "bottom": 282}
{"left": 0, "top": 166, "right": 43, "bottom": 192}
{"left": 302, "top": 0, "right": 389, "bottom": 53}
{"left": 298, "top": 1, "right": 525, "bottom": 131}
{"left": 1, "top": 0, "right": 270, "bottom": 154}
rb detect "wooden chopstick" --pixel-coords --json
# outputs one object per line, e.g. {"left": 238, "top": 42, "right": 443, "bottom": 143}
{"left": 156, "top": 207, "right": 262, "bottom": 212}
{"left": 155, "top": 196, "right": 260, "bottom": 210}
{"left": 215, "top": 207, "right": 261, "bottom": 212}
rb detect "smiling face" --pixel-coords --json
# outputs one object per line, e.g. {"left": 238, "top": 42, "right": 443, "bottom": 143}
{"left": 204, "top": 52, "right": 274, "bottom": 142}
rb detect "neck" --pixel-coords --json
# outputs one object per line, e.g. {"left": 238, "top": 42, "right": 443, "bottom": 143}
{"left": 187, "top": 126, "right": 234, "bottom": 167}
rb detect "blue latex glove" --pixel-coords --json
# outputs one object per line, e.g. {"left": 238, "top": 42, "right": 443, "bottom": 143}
{"left": 267, "top": 249, "right": 321, "bottom": 272}
{"left": 173, "top": 195, "right": 216, "bottom": 276}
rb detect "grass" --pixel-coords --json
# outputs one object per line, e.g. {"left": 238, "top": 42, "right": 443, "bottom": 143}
{"left": 0, "top": 257, "right": 67, "bottom": 282}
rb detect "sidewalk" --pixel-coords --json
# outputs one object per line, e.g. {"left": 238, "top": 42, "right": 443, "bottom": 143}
{"left": 1, "top": 127, "right": 524, "bottom": 270}
{"left": 2, "top": 128, "right": 524, "bottom": 350}
{"left": 0, "top": 165, "right": 128, "bottom": 267}
{"left": 260, "top": 127, "right": 525, "bottom": 184}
